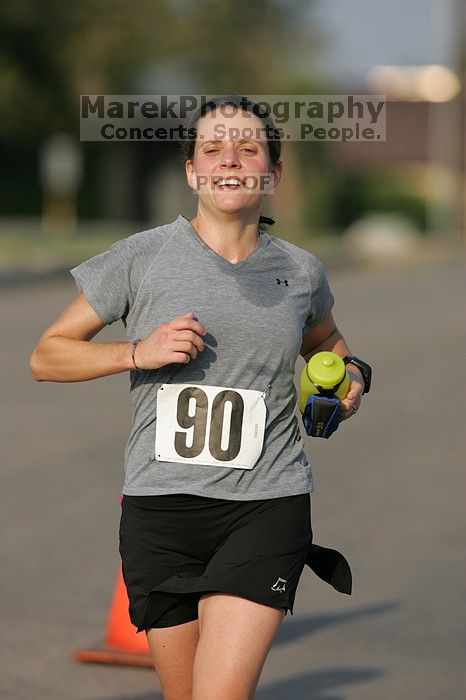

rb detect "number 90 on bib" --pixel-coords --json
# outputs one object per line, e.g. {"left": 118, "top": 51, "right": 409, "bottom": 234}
{"left": 155, "top": 383, "right": 267, "bottom": 470}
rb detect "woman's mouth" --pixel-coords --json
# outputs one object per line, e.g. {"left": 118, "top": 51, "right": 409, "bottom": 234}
{"left": 214, "top": 177, "right": 243, "bottom": 190}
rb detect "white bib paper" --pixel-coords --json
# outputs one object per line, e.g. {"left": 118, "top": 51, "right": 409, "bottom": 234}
{"left": 155, "top": 383, "right": 267, "bottom": 470}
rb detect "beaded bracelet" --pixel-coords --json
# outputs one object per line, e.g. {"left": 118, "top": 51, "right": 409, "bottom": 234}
{"left": 131, "top": 339, "right": 141, "bottom": 370}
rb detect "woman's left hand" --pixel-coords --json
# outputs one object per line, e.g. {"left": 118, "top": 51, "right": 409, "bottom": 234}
{"left": 339, "top": 368, "right": 364, "bottom": 421}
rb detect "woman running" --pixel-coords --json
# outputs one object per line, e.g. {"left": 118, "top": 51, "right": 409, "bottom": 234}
{"left": 30, "top": 95, "right": 370, "bottom": 700}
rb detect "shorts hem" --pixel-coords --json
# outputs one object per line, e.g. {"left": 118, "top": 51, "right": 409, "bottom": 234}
{"left": 138, "top": 610, "right": 199, "bottom": 632}
{"left": 135, "top": 594, "right": 295, "bottom": 632}
{"left": 151, "top": 583, "right": 294, "bottom": 613}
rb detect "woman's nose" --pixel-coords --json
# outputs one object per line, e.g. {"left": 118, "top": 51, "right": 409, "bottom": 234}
{"left": 220, "top": 144, "right": 240, "bottom": 167}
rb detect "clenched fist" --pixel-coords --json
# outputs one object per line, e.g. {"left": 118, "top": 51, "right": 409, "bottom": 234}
{"left": 132, "top": 312, "right": 206, "bottom": 370}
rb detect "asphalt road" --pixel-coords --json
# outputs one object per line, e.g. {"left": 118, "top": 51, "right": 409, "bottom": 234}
{"left": 1, "top": 254, "right": 465, "bottom": 700}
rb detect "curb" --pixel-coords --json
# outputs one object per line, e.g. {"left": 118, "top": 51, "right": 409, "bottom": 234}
{"left": 0, "top": 265, "right": 71, "bottom": 288}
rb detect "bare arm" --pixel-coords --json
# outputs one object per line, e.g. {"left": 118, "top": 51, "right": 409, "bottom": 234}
{"left": 30, "top": 292, "right": 133, "bottom": 382}
{"left": 29, "top": 292, "right": 206, "bottom": 383}
{"left": 299, "top": 312, "right": 364, "bottom": 420}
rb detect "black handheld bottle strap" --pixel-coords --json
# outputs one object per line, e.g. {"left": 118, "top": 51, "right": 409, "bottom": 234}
{"left": 302, "top": 395, "right": 341, "bottom": 439}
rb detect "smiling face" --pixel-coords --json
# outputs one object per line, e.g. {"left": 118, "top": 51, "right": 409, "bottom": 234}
{"left": 185, "top": 108, "right": 282, "bottom": 220}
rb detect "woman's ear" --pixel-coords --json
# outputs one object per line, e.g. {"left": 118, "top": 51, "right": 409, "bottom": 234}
{"left": 272, "top": 160, "right": 283, "bottom": 188}
{"left": 185, "top": 159, "right": 196, "bottom": 189}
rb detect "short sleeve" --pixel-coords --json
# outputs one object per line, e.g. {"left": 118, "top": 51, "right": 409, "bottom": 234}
{"left": 70, "top": 239, "right": 131, "bottom": 325}
{"left": 303, "top": 254, "right": 335, "bottom": 333}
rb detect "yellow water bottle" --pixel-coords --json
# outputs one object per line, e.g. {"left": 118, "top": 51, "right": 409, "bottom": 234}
{"left": 299, "top": 351, "right": 350, "bottom": 413}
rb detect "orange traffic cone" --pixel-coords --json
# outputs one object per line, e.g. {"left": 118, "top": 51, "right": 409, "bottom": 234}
{"left": 75, "top": 565, "right": 153, "bottom": 668}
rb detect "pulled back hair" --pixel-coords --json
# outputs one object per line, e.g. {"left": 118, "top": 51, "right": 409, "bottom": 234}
{"left": 181, "top": 94, "right": 281, "bottom": 227}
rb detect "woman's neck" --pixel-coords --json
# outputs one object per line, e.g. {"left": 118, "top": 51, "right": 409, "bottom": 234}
{"left": 189, "top": 209, "right": 260, "bottom": 264}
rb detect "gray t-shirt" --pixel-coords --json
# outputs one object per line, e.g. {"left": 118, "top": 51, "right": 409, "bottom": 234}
{"left": 70, "top": 214, "right": 334, "bottom": 500}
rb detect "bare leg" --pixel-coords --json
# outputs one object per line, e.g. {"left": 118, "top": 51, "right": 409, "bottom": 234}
{"left": 192, "top": 592, "right": 285, "bottom": 700}
{"left": 146, "top": 618, "right": 200, "bottom": 700}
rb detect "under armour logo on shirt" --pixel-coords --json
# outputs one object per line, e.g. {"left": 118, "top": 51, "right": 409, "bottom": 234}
{"left": 276, "top": 278, "right": 288, "bottom": 286}
{"left": 271, "top": 577, "right": 287, "bottom": 593}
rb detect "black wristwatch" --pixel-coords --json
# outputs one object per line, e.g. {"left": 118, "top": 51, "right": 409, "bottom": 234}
{"left": 343, "top": 356, "right": 372, "bottom": 394}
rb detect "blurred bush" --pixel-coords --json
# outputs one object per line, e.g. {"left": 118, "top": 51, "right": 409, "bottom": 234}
{"left": 302, "top": 165, "right": 429, "bottom": 235}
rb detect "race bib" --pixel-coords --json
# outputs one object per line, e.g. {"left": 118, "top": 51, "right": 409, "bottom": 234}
{"left": 155, "top": 383, "right": 267, "bottom": 469}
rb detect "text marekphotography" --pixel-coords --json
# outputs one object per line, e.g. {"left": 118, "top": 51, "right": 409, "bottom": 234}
{"left": 80, "top": 94, "right": 386, "bottom": 143}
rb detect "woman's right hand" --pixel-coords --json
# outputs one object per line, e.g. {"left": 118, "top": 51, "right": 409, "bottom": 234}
{"left": 133, "top": 312, "right": 206, "bottom": 370}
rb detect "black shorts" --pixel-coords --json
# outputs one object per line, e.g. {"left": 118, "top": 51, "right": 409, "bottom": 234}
{"left": 119, "top": 492, "right": 313, "bottom": 631}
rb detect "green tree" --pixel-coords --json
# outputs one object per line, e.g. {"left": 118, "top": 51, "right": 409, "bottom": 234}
{"left": 0, "top": 0, "right": 318, "bottom": 217}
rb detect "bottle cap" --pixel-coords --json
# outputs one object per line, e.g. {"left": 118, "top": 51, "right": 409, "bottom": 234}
{"left": 306, "top": 351, "right": 346, "bottom": 390}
